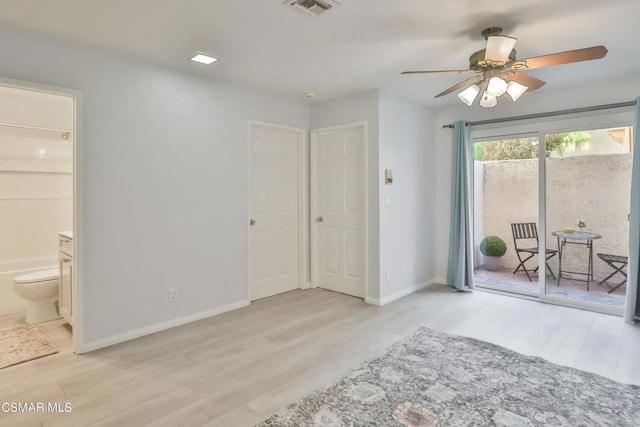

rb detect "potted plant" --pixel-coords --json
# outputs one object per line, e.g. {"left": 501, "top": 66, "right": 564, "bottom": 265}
{"left": 480, "top": 236, "right": 507, "bottom": 271}
{"left": 577, "top": 219, "right": 586, "bottom": 233}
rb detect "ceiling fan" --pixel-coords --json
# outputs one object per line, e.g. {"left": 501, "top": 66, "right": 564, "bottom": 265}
{"left": 402, "top": 27, "right": 608, "bottom": 108}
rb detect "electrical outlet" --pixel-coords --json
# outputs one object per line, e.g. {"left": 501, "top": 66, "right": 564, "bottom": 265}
{"left": 169, "top": 288, "right": 177, "bottom": 303}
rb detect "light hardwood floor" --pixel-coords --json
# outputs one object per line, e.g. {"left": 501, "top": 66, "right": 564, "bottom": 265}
{"left": 1, "top": 284, "right": 639, "bottom": 426}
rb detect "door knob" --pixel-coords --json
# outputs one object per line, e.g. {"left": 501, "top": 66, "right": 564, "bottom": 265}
{"left": 316, "top": 216, "right": 324, "bottom": 223}
{"left": 250, "top": 218, "right": 256, "bottom": 226}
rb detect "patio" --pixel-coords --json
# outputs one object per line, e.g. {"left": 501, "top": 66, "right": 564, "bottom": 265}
{"left": 474, "top": 266, "right": 626, "bottom": 307}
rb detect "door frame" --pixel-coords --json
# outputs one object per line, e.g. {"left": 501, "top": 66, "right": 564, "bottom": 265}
{"left": 310, "top": 121, "right": 369, "bottom": 300}
{"left": 470, "top": 109, "right": 635, "bottom": 316}
{"left": 247, "top": 121, "right": 309, "bottom": 301}
{"left": 0, "top": 76, "right": 84, "bottom": 353}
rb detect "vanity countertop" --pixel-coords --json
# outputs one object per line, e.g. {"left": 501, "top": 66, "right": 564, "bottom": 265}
{"left": 60, "top": 231, "right": 73, "bottom": 240}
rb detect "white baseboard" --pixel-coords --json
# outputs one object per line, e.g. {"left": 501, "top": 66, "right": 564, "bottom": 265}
{"left": 364, "top": 296, "right": 381, "bottom": 306}
{"left": 300, "top": 282, "right": 312, "bottom": 290}
{"left": 77, "top": 300, "right": 250, "bottom": 354}
{"left": 365, "top": 279, "right": 441, "bottom": 307}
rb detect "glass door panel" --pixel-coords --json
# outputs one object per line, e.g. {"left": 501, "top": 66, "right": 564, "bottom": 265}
{"left": 473, "top": 135, "right": 540, "bottom": 296}
{"left": 544, "top": 127, "right": 634, "bottom": 308}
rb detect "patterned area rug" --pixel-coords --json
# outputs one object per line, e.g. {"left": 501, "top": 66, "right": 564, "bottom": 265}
{"left": 258, "top": 327, "right": 639, "bottom": 426}
{"left": 0, "top": 324, "right": 58, "bottom": 369}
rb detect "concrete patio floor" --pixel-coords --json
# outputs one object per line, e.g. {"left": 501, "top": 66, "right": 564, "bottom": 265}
{"left": 474, "top": 267, "right": 627, "bottom": 307}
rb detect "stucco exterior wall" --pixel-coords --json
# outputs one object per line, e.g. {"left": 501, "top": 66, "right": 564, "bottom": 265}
{"left": 478, "top": 153, "right": 632, "bottom": 281}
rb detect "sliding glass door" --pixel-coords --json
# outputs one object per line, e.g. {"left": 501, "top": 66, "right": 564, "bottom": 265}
{"left": 471, "top": 114, "right": 635, "bottom": 315}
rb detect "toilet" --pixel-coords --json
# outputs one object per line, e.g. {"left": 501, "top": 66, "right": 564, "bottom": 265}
{"left": 13, "top": 268, "right": 61, "bottom": 324}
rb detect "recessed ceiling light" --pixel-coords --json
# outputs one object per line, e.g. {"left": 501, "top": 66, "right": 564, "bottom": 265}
{"left": 189, "top": 53, "right": 219, "bottom": 65}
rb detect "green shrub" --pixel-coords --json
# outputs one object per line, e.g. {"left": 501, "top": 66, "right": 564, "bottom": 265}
{"left": 476, "top": 138, "right": 537, "bottom": 161}
{"left": 546, "top": 131, "right": 590, "bottom": 157}
{"left": 480, "top": 236, "right": 507, "bottom": 257}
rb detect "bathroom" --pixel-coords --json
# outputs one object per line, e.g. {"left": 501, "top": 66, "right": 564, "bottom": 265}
{"left": 0, "top": 83, "right": 75, "bottom": 367}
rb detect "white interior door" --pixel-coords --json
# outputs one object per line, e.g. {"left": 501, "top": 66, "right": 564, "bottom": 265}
{"left": 249, "top": 123, "right": 302, "bottom": 301}
{"left": 311, "top": 123, "right": 366, "bottom": 298}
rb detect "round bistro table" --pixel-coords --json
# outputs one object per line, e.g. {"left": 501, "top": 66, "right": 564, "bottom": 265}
{"left": 551, "top": 230, "right": 601, "bottom": 290}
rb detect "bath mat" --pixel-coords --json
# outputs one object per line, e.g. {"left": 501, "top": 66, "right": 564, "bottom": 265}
{"left": 258, "top": 327, "right": 640, "bottom": 426}
{"left": 0, "top": 324, "right": 58, "bottom": 369}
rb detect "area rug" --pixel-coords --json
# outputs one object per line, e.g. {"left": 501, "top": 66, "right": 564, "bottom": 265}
{"left": 0, "top": 324, "right": 58, "bottom": 369}
{"left": 258, "top": 327, "right": 639, "bottom": 426}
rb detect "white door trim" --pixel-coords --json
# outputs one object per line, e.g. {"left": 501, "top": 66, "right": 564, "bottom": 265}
{"left": 247, "top": 121, "right": 309, "bottom": 301}
{"left": 0, "top": 76, "right": 85, "bottom": 354}
{"left": 310, "top": 121, "right": 369, "bottom": 301}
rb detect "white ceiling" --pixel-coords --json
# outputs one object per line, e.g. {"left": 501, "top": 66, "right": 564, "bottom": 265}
{"left": 0, "top": 0, "right": 639, "bottom": 106}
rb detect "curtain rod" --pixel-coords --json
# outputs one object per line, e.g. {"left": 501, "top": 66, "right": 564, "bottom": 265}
{"left": 0, "top": 122, "right": 73, "bottom": 140}
{"left": 442, "top": 100, "right": 638, "bottom": 129}
{"left": 0, "top": 122, "right": 72, "bottom": 133}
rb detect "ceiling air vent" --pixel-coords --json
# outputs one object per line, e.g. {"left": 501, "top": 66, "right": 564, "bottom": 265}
{"left": 283, "top": 0, "right": 340, "bottom": 16}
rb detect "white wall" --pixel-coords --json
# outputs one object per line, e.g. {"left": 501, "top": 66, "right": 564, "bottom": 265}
{"left": 0, "top": 86, "right": 73, "bottom": 315}
{"left": 378, "top": 93, "right": 435, "bottom": 300}
{"left": 435, "top": 73, "right": 640, "bottom": 281}
{"left": 310, "top": 90, "right": 381, "bottom": 299}
{"left": 0, "top": 26, "right": 309, "bottom": 348}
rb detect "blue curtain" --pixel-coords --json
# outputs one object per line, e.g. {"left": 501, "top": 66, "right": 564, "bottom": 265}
{"left": 624, "top": 98, "right": 640, "bottom": 323}
{"left": 447, "top": 120, "right": 475, "bottom": 291}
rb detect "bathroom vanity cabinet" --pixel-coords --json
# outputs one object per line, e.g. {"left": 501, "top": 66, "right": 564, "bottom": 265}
{"left": 58, "top": 232, "right": 73, "bottom": 327}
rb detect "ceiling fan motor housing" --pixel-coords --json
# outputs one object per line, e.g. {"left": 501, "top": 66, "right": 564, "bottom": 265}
{"left": 469, "top": 49, "right": 517, "bottom": 71}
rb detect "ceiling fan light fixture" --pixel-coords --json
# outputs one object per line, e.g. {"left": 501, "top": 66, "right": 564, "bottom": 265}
{"left": 486, "top": 76, "right": 508, "bottom": 97}
{"left": 479, "top": 91, "right": 497, "bottom": 109}
{"left": 458, "top": 84, "right": 480, "bottom": 106}
{"left": 401, "top": 29, "right": 608, "bottom": 109}
{"left": 485, "top": 35, "right": 517, "bottom": 64}
{"left": 506, "top": 80, "right": 529, "bottom": 102}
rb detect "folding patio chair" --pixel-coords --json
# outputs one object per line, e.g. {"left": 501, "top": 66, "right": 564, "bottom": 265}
{"left": 597, "top": 253, "right": 628, "bottom": 293}
{"left": 511, "top": 223, "right": 558, "bottom": 282}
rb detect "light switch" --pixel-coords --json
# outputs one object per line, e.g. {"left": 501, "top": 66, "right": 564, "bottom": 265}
{"left": 385, "top": 195, "right": 391, "bottom": 206}
{"left": 385, "top": 169, "right": 393, "bottom": 184}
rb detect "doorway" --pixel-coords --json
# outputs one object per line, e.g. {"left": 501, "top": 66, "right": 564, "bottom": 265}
{"left": 248, "top": 122, "right": 307, "bottom": 301}
{"left": 0, "top": 79, "right": 79, "bottom": 358}
{"left": 310, "top": 122, "right": 367, "bottom": 298}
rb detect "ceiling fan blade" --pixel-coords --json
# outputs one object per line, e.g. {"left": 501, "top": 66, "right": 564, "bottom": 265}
{"left": 506, "top": 72, "right": 546, "bottom": 91}
{"left": 520, "top": 46, "right": 608, "bottom": 70}
{"left": 401, "top": 69, "right": 473, "bottom": 75}
{"left": 434, "top": 75, "right": 481, "bottom": 98}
